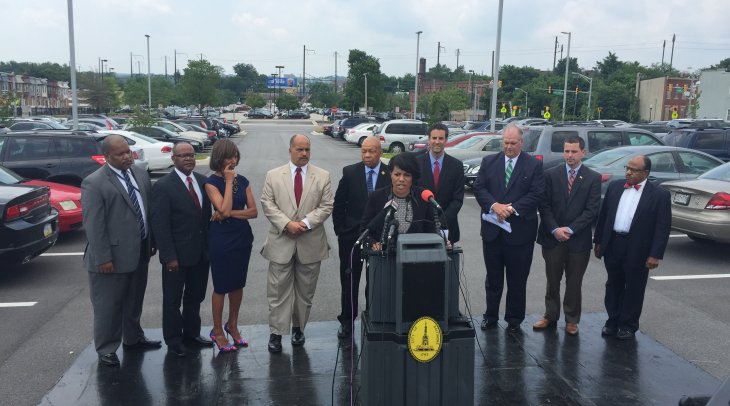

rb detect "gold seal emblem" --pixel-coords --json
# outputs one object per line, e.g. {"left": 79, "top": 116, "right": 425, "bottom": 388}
{"left": 407, "top": 317, "right": 442, "bottom": 363}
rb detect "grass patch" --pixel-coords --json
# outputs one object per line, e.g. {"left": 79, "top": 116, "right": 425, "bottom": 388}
{"left": 195, "top": 153, "right": 208, "bottom": 160}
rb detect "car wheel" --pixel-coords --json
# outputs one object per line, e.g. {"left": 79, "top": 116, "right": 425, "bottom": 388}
{"left": 688, "top": 235, "right": 714, "bottom": 244}
{"left": 358, "top": 136, "right": 368, "bottom": 147}
{"left": 390, "top": 143, "right": 404, "bottom": 154}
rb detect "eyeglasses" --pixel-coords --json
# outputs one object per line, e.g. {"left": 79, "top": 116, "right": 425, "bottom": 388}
{"left": 623, "top": 166, "right": 647, "bottom": 173}
{"left": 174, "top": 153, "right": 196, "bottom": 159}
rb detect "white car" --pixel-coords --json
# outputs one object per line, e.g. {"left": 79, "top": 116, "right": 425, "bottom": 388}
{"left": 345, "top": 123, "right": 379, "bottom": 146}
{"left": 153, "top": 121, "right": 211, "bottom": 146}
{"left": 100, "top": 130, "right": 174, "bottom": 171}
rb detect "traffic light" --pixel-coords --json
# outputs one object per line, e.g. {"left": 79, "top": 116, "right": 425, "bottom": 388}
{"left": 545, "top": 106, "right": 550, "bottom": 111}
{"left": 548, "top": 85, "right": 552, "bottom": 94}
{"left": 667, "top": 83, "right": 673, "bottom": 92}
{"left": 576, "top": 86, "right": 580, "bottom": 94}
{"left": 498, "top": 80, "right": 503, "bottom": 88}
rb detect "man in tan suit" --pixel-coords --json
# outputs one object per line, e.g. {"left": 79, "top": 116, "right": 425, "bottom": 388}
{"left": 261, "top": 134, "right": 333, "bottom": 353}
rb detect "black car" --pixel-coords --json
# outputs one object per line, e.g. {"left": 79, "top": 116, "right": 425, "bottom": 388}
{"left": 129, "top": 126, "right": 205, "bottom": 152}
{"left": 0, "top": 131, "right": 108, "bottom": 187}
{"left": 8, "top": 120, "right": 69, "bottom": 131}
{"left": 663, "top": 128, "right": 730, "bottom": 162}
{"left": 337, "top": 116, "right": 377, "bottom": 138}
{"left": 0, "top": 184, "right": 59, "bottom": 265}
{"left": 248, "top": 109, "right": 274, "bottom": 119}
{"left": 285, "top": 110, "right": 310, "bottom": 119}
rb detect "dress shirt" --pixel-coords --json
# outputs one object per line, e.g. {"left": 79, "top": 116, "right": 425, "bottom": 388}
{"left": 489, "top": 153, "right": 522, "bottom": 215}
{"left": 174, "top": 168, "right": 202, "bottom": 207}
{"left": 613, "top": 179, "right": 647, "bottom": 233}
{"left": 551, "top": 163, "right": 582, "bottom": 236}
{"left": 364, "top": 161, "right": 382, "bottom": 188}
{"left": 428, "top": 153, "right": 444, "bottom": 178}
{"left": 289, "top": 162, "right": 311, "bottom": 229}
{"left": 109, "top": 165, "right": 148, "bottom": 235}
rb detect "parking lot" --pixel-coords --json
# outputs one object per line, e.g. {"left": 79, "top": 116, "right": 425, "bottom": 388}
{"left": 1, "top": 120, "right": 729, "bottom": 405}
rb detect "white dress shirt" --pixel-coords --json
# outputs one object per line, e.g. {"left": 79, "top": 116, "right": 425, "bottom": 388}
{"left": 613, "top": 179, "right": 647, "bottom": 233}
{"left": 109, "top": 165, "right": 148, "bottom": 235}
{"left": 174, "top": 168, "right": 202, "bottom": 207}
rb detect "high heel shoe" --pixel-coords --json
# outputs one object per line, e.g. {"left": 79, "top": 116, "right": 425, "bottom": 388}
{"left": 224, "top": 322, "right": 249, "bottom": 348}
{"left": 209, "top": 329, "right": 237, "bottom": 353}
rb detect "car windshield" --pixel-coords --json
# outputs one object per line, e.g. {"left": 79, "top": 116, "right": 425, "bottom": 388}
{"left": 454, "top": 136, "right": 488, "bottom": 149}
{"left": 0, "top": 166, "right": 24, "bottom": 184}
{"left": 584, "top": 149, "right": 634, "bottom": 167}
{"left": 698, "top": 163, "right": 730, "bottom": 181}
{"left": 128, "top": 132, "right": 160, "bottom": 143}
{"left": 44, "top": 120, "right": 69, "bottom": 129}
{"left": 463, "top": 122, "right": 484, "bottom": 130}
{"left": 520, "top": 129, "right": 543, "bottom": 152}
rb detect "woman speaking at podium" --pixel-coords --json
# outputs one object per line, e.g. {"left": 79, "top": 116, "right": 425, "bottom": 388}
{"left": 360, "top": 152, "right": 439, "bottom": 251}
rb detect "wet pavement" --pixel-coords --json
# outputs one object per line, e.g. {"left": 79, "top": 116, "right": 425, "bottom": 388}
{"left": 40, "top": 313, "right": 719, "bottom": 405}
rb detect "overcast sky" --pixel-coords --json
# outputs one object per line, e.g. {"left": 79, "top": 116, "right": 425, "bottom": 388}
{"left": 4, "top": 0, "right": 729, "bottom": 79}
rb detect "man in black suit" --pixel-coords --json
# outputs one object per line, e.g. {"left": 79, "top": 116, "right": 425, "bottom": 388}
{"left": 416, "top": 123, "right": 465, "bottom": 244}
{"left": 473, "top": 124, "right": 544, "bottom": 331}
{"left": 534, "top": 136, "right": 601, "bottom": 336}
{"left": 150, "top": 142, "right": 214, "bottom": 357}
{"left": 594, "top": 155, "right": 671, "bottom": 340}
{"left": 332, "top": 137, "right": 391, "bottom": 339}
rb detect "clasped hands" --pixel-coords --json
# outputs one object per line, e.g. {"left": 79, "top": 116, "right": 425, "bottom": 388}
{"left": 285, "top": 220, "right": 308, "bottom": 237}
{"left": 492, "top": 202, "right": 515, "bottom": 223}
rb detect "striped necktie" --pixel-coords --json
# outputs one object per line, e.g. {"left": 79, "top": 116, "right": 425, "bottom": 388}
{"left": 568, "top": 169, "right": 575, "bottom": 194}
{"left": 122, "top": 170, "right": 146, "bottom": 238}
{"left": 505, "top": 159, "right": 513, "bottom": 185}
{"left": 366, "top": 169, "right": 375, "bottom": 193}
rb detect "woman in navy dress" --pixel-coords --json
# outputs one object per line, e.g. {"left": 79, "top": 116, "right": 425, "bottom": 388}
{"left": 205, "top": 139, "right": 257, "bottom": 352}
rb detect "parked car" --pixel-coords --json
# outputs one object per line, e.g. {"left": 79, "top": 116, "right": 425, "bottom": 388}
{"left": 0, "top": 183, "right": 59, "bottom": 264}
{"left": 154, "top": 121, "right": 211, "bottom": 146}
{"left": 375, "top": 119, "right": 429, "bottom": 153}
{"left": 631, "top": 123, "right": 672, "bottom": 141}
{"left": 662, "top": 162, "right": 730, "bottom": 243}
{"left": 68, "top": 114, "right": 122, "bottom": 130}
{"left": 345, "top": 123, "right": 379, "bottom": 146}
{"left": 0, "top": 130, "right": 108, "bottom": 187}
{"left": 178, "top": 123, "right": 218, "bottom": 144}
{"left": 129, "top": 127, "right": 204, "bottom": 152}
{"left": 248, "top": 108, "right": 274, "bottom": 119}
{"left": 583, "top": 145, "right": 724, "bottom": 198}
{"left": 329, "top": 120, "right": 344, "bottom": 138}
{"left": 663, "top": 128, "right": 730, "bottom": 162}
{"left": 8, "top": 120, "right": 69, "bottom": 131}
{"left": 322, "top": 122, "right": 334, "bottom": 136}
{"left": 407, "top": 130, "right": 470, "bottom": 152}
{"left": 444, "top": 135, "right": 503, "bottom": 161}
{"left": 99, "top": 130, "right": 174, "bottom": 171}
{"left": 462, "top": 157, "right": 482, "bottom": 188}
{"left": 337, "top": 116, "right": 377, "bottom": 138}
{"left": 0, "top": 165, "right": 82, "bottom": 233}
{"left": 667, "top": 118, "right": 730, "bottom": 129}
{"left": 284, "top": 110, "right": 310, "bottom": 119}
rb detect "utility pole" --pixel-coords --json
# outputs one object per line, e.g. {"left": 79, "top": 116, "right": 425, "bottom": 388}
{"left": 661, "top": 40, "right": 666, "bottom": 67}
{"left": 669, "top": 34, "right": 676, "bottom": 71}
{"left": 414, "top": 31, "right": 422, "bottom": 119}
{"left": 553, "top": 36, "right": 558, "bottom": 70}
{"left": 303, "top": 45, "right": 315, "bottom": 99}
{"left": 560, "top": 45, "right": 563, "bottom": 61}
{"left": 164, "top": 55, "right": 168, "bottom": 78}
{"left": 491, "top": 51, "right": 495, "bottom": 77}
{"left": 334, "top": 51, "right": 338, "bottom": 94}
{"left": 437, "top": 42, "right": 441, "bottom": 66}
{"left": 489, "top": 0, "right": 504, "bottom": 131}
{"left": 174, "top": 49, "right": 177, "bottom": 84}
{"left": 130, "top": 52, "right": 133, "bottom": 77}
{"left": 455, "top": 48, "right": 460, "bottom": 70}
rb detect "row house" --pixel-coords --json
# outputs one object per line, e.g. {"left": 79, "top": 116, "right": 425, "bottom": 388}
{"left": 0, "top": 72, "right": 71, "bottom": 115}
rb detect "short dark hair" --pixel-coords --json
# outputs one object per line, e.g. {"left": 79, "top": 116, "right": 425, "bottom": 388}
{"left": 101, "top": 134, "right": 125, "bottom": 156}
{"left": 209, "top": 139, "right": 240, "bottom": 172}
{"left": 172, "top": 142, "right": 192, "bottom": 155}
{"left": 641, "top": 155, "right": 651, "bottom": 172}
{"left": 564, "top": 135, "right": 585, "bottom": 150}
{"left": 388, "top": 152, "right": 421, "bottom": 180}
{"left": 428, "top": 123, "right": 449, "bottom": 139}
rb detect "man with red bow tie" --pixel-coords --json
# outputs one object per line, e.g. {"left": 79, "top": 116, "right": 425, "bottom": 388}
{"left": 593, "top": 155, "right": 671, "bottom": 340}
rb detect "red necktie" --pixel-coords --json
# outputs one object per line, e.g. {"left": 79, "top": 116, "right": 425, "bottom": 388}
{"left": 294, "top": 167, "right": 303, "bottom": 206}
{"left": 568, "top": 169, "right": 575, "bottom": 194}
{"left": 187, "top": 176, "right": 201, "bottom": 210}
{"left": 624, "top": 182, "right": 641, "bottom": 191}
{"left": 433, "top": 161, "right": 440, "bottom": 189}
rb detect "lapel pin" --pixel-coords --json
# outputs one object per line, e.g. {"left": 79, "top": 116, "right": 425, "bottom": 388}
{"left": 579, "top": 176, "right": 583, "bottom": 179}
{"left": 381, "top": 171, "right": 385, "bottom": 176}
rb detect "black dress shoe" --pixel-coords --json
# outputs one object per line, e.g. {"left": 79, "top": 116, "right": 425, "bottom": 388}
{"left": 268, "top": 334, "right": 282, "bottom": 353}
{"left": 123, "top": 336, "right": 162, "bottom": 350}
{"left": 291, "top": 327, "right": 305, "bottom": 346}
{"left": 480, "top": 319, "right": 498, "bottom": 330}
{"left": 601, "top": 326, "right": 618, "bottom": 337}
{"left": 98, "top": 353, "right": 120, "bottom": 367}
{"left": 167, "top": 344, "right": 186, "bottom": 357}
{"left": 616, "top": 329, "right": 636, "bottom": 340}
{"left": 507, "top": 322, "right": 522, "bottom": 332}
{"left": 183, "top": 335, "right": 215, "bottom": 347}
{"left": 337, "top": 324, "right": 352, "bottom": 339}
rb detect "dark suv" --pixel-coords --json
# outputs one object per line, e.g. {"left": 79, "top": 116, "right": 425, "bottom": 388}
{"left": 663, "top": 128, "right": 730, "bottom": 162}
{"left": 0, "top": 131, "right": 107, "bottom": 187}
{"left": 336, "top": 116, "right": 377, "bottom": 138}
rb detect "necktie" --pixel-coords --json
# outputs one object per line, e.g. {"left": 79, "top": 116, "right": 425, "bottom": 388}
{"left": 505, "top": 159, "right": 513, "bottom": 185}
{"left": 624, "top": 182, "right": 641, "bottom": 191}
{"left": 568, "top": 169, "right": 575, "bottom": 194}
{"left": 122, "top": 170, "right": 146, "bottom": 238}
{"left": 294, "top": 167, "right": 303, "bottom": 206}
{"left": 187, "top": 176, "right": 201, "bottom": 210}
{"left": 366, "top": 169, "right": 375, "bottom": 193}
{"left": 433, "top": 161, "right": 440, "bottom": 189}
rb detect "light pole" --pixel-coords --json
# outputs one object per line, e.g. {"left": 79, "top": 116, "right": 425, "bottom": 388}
{"left": 363, "top": 73, "right": 368, "bottom": 113}
{"left": 515, "top": 87, "right": 528, "bottom": 116}
{"left": 270, "top": 73, "right": 277, "bottom": 110}
{"left": 145, "top": 34, "right": 151, "bottom": 113}
{"left": 489, "top": 0, "right": 504, "bottom": 131}
{"left": 571, "top": 72, "right": 592, "bottom": 120}
{"left": 100, "top": 59, "right": 107, "bottom": 113}
{"left": 275, "top": 65, "right": 284, "bottom": 107}
{"left": 468, "top": 69, "right": 475, "bottom": 111}
{"left": 67, "top": 0, "right": 79, "bottom": 129}
{"left": 414, "top": 30, "right": 422, "bottom": 119}
{"left": 561, "top": 31, "right": 571, "bottom": 121}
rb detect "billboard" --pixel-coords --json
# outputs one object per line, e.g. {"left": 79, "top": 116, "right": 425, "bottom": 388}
{"left": 267, "top": 77, "right": 298, "bottom": 89}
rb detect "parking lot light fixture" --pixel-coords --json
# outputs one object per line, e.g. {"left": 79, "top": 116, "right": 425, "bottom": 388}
{"left": 561, "top": 31, "right": 571, "bottom": 121}
{"left": 414, "top": 30, "right": 422, "bottom": 119}
{"left": 145, "top": 34, "right": 151, "bottom": 113}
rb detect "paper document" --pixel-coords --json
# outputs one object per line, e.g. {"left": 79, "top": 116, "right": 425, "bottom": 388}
{"left": 482, "top": 212, "right": 512, "bottom": 233}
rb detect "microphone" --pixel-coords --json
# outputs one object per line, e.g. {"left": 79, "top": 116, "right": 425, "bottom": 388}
{"left": 380, "top": 199, "right": 398, "bottom": 246}
{"left": 387, "top": 219, "right": 399, "bottom": 242}
{"left": 354, "top": 229, "right": 370, "bottom": 246}
{"left": 421, "top": 189, "right": 443, "bottom": 211}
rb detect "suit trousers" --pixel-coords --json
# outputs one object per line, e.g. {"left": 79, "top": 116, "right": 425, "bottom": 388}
{"left": 603, "top": 235, "right": 650, "bottom": 332}
{"left": 337, "top": 237, "right": 365, "bottom": 325}
{"left": 88, "top": 242, "right": 148, "bottom": 355}
{"left": 482, "top": 235, "right": 534, "bottom": 324}
{"left": 541, "top": 244, "right": 590, "bottom": 324}
{"left": 161, "top": 257, "right": 210, "bottom": 345}
{"left": 267, "top": 256, "right": 321, "bottom": 336}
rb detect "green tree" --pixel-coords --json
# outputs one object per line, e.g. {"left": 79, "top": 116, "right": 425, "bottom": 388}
{"left": 383, "top": 93, "right": 410, "bottom": 112}
{"left": 232, "top": 63, "right": 267, "bottom": 92}
{"left": 308, "top": 82, "right": 339, "bottom": 107}
{"left": 78, "top": 72, "right": 120, "bottom": 113}
{"left": 123, "top": 76, "right": 177, "bottom": 107}
{"left": 499, "top": 65, "right": 541, "bottom": 91}
{"left": 419, "top": 86, "right": 469, "bottom": 122}
{"left": 180, "top": 60, "right": 222, "bottom": 108}
{"left": 710, "top": 57, "right": 730, "bottom": 70}
{"left": 553, "top": 57, "right": 580, "bottom": 75}
{"left": 343, "top": 49, "right": 385, "bottom": 112}
{"left": 427, "top": 64, "right": 453, "bottom": 81}
{"left": 0, "top": 61, "right": 70, "bottom": 81}
{"left": 276, "top": 94, "right": 300, "bottom": 111}
{"left": 244, "top": 91, "right": 266, "bottom": 108}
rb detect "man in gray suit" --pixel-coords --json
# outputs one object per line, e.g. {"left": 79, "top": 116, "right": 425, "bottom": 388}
{"left": 81, "top": 134, "right": 161, "bottom": 367}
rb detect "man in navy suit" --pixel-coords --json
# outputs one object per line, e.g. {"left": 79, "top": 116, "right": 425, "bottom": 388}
{"left": 534, "top": 136, "right": 601, "bottom": 336}
{"left": 332, "top": 137, "right": 390, "bottom": 339}
{"left": 473, "top": 124, "right": 544, "bottom": 331}
{"left": 594, "top": 155, "right": 671, "bottom": 340}
{"left": 416, "top": 123, "right": 465, "bottom": 244}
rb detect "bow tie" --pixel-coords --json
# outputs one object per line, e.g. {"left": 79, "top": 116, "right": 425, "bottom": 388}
{"left": 624, "top": 182, "right": 641, "bottom": 191}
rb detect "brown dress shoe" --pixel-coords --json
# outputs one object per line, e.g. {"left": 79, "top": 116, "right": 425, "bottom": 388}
{"left": 532, "top": 318, "right": 555, "bottom": 330}
{"left": 565, "top": 323, "right": 579, "bottom": 336}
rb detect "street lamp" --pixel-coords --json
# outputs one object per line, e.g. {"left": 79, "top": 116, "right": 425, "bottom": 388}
{"left": 561, "top": 31, "right": 571, "bottom": 121}
{"left": 515, "top": 87, "right": 528, "bottom": 116}
{"left": 363, "top": 73, "right": 368, "bottom": 113}
{"left": 571, "top": 72, "right": 593, "bottom": 120}
{"left": 145, "top": 34, "right": 151, "bottom": 113}
{"left": 275, "top": 65, "right": 284, "bottom": 109}
{"left": 100, "top": 59, "right": 107, "bottom": 113}
{"left": 270, "top": 73, "right": 277, "bottom": 110}
{"left": 468, "top": 69, "right": 475, "bottom": 111}
{"left": 414, "top": 30, "right": 422, "bottom": 119}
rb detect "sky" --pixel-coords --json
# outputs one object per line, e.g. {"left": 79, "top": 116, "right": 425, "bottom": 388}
{"left": 4, "top": 0, "right": 729, "bottom": 80}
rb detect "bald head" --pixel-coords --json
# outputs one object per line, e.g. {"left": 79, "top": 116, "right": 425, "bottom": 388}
{"left": 289, "top": 134, "right": 311, "bottom": 167}
{"left": 102, "top": 134, "right": 133, "bottom": 171}
{"left": 361, "top": 136, "right": 383, "bottom": 169}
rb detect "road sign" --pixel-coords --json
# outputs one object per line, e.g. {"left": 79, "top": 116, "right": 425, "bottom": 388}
{"left": 266, "top": 77, "right": 298, "bottom": 89}
{"left": 500, "top": 105, "right": 507, "bottom": 113}
{"left": 672, "top": 110, "right": 679, "bottom": 119}
{"left": 543, "top": 111, "right": 551, "bottom": 119}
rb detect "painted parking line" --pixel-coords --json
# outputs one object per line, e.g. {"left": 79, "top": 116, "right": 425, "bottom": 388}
{"left": 0, "top": 302, "right": 37, "bottom": 308}
{"left": 40, "top": 252, "right": 84, "bottom": 256}
{"left": 651, "top": 274, "right": 730, "bottom": 281}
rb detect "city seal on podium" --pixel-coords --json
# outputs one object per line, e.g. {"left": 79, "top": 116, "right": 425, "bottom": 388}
{"left": 408, "top": 316, "right": 443, "bottom": 363}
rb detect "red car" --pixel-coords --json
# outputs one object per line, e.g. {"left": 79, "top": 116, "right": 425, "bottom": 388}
{"left": 0, "top": 165, "right": 82, "bottom": 233}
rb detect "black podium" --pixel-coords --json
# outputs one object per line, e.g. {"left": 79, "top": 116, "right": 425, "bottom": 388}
{"left": 360, "top": 233, "right": 475, "bottom": 406}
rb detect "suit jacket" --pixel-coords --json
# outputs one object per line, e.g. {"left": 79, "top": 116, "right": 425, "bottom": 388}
{"left": 537, "top": 164, "right": 601, "bottom": 252}
{"left": 150, "top": 170, "right": 211, "bottom": 267}
{"left": 473, "top": 152, "right": 544, "bottom": 245}
{"left": 360, "top": 185, "right": 438, "bottom": 241}
{"left": 594, "top": 179, "right": 671, "bottom": 263}
{"left": 333, "top": 161, "right": 391, "bottom": 241}
{"left": 260, "top": 163, "right": 334, "bottom": 265}
{"left": 416, "top": 153, "right": 465, "bottom": 243}
{"left": 81, "top": 164, "right": 152, "bottom": 273}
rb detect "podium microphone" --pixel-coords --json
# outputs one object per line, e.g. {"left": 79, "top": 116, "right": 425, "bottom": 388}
{"left": 387, "top": 219, "right": 399, "bottom": 243}
{"left": 380, "top": 199, "right": 398, "bottom": 245}
{"left": 421, "top": 189, "right": 443, "bottom": 211}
